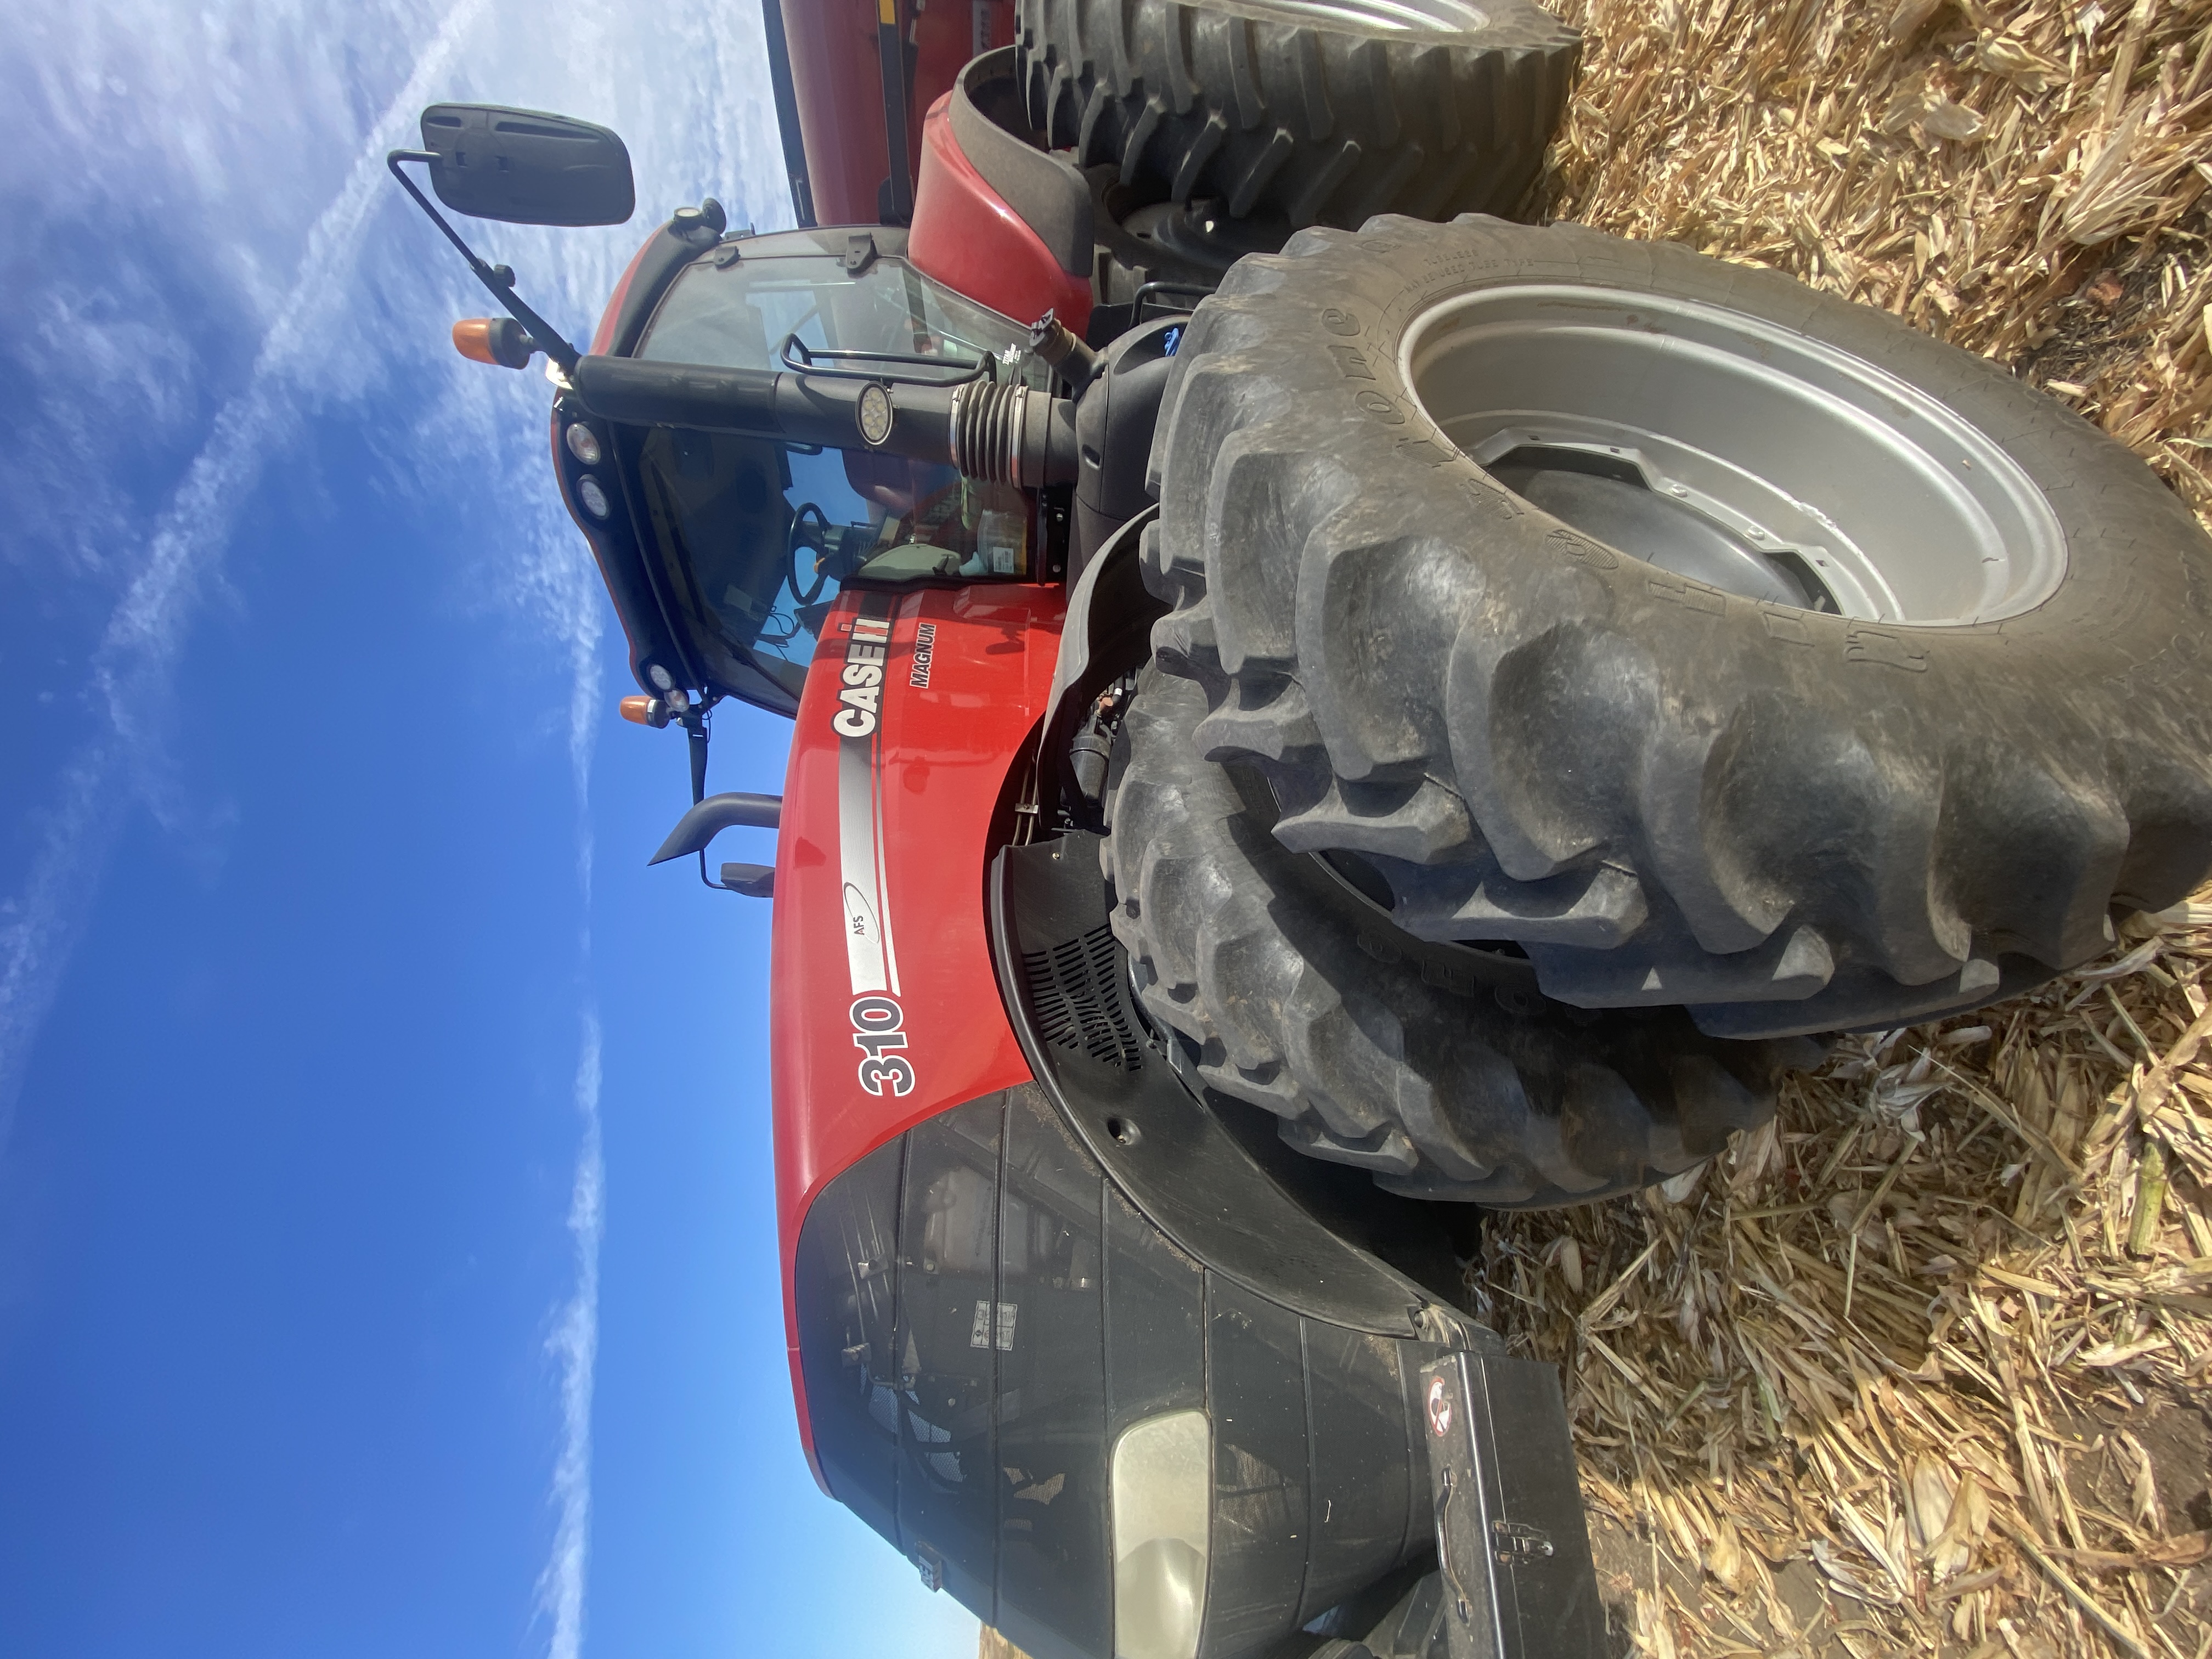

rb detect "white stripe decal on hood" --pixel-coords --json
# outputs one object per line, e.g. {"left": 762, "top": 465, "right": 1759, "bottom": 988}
{"left": 836, "top": 592, "right": 901, "bottom": 1000}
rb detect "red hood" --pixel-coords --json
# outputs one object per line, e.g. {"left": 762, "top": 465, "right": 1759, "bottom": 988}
{"left": 770, "top": 581, "right": 1064, "bottom": 1490}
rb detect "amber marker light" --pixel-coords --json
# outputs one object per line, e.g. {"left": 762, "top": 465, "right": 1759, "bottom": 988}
{"left": 619, "top": 695, "right": 670, "bottom": 728}
{"left": 452, "top": 317, "right": 534, "bottom": 370}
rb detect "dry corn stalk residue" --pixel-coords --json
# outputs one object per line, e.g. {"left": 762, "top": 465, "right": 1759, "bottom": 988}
{"left": 1486, "top": 5, "right": 2212, "bottom": 1653}
{"left": 1478, "top": 904, "right": 2212, "bottom": 1657}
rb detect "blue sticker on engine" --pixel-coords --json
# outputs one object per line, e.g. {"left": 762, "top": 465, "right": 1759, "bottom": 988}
{"left": 1161, "top": 324, "right": 1182, "bottom": 356}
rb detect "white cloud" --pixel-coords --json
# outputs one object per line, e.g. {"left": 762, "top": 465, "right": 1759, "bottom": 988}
{"left": 0, "top": 0, "right": 452, "bottom": 584}
{"left": 0, "top": 0, "right": 787, "bottom": 1190}
{"left": 527, "top": 309, "right": 608, "bottom": 1659}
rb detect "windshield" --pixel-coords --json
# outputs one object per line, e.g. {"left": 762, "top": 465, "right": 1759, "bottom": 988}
{"left": 631, "top": 252, "right": 1048, "bottom": 712}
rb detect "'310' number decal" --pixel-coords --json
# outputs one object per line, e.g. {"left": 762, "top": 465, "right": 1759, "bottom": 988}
{"left": 850, "top": 995, "right": 915, "bottom": 1096}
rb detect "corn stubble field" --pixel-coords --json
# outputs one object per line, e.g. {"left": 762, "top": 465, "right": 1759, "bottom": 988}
{"left": 1485, "top": 2, "right": 2212, "bottom": 1655}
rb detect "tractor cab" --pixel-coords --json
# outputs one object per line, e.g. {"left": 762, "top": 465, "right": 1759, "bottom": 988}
{"left": 598, "top": 228, "right": 1052, "bottom": 714}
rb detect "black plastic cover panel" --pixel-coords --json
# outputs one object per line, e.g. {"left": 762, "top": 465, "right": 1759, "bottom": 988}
{"left": 791, "top": 1133, "right": 904, "bottom": 1545}
{"left": 995, "top": 1092, "right": 1114, "bottom": 1659}
{"left": 1302, "top": 1326, "right": 1421, "bottom": 1622}
{"left": 1104, "top": 1184, "right": 1206, "bottom": 1436}
{"left": 1206, "top": 1279, "right": 1313, "bottom": 1658}
{"left": 897, "top": 1103, "right": 1005, "bottom": 1615}
{"left": 793, "top": 1080, "right": 1454, "bottom": 1659}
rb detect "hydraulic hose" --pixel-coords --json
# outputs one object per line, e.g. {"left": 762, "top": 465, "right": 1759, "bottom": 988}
{"left": 570, "top": 356, "right": 1078, "bottom": 487}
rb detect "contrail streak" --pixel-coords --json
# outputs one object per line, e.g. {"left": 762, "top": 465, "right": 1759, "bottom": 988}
{"left": 534, "top": 460, "right": 607, "bottom": 1659}
{"left": 5, "top": 8, "right": 775, "bottom": 1654}
{"left": 0, "top": 0, "right": 490, "bottom": 1142}
{"left": 540, "top": 1005, "right": 604, "bottom": 1659}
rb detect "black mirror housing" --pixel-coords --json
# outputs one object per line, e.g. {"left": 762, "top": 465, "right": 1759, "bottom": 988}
{"left": 418, "top": 104, "right": 635, "bottom": 227}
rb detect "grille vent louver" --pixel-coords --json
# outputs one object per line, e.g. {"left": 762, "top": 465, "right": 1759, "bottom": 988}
{"left": 1023, "top": 924, "right": 1142, "bottom": 1071}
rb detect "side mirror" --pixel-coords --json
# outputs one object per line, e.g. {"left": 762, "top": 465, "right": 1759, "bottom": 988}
{"left": 417, "top": 104, "right": 634, "bottom": 227}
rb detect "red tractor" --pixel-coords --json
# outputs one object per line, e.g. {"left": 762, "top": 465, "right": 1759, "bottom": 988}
{"left": 392, "top": 5, "right": 2212, "bottom": 1656}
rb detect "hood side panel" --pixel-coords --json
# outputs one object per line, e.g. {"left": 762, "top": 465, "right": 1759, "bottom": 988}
{"left": 774, "top": 580, "right": 1065, "bottom": 1479}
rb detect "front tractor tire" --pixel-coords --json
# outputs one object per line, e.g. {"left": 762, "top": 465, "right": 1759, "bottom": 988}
{"left": 1142, "top": 214, "right": 2212, "bottom": 1042}
{"left": 1102, "top": 668, "right": 1814, "bottom": 1208}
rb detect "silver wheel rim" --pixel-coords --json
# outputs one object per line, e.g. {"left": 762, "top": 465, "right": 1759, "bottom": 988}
{"left": 1401, "top": 284, "right": 2068, "bottom": 624}
{"left": 1234, "top": 0, "right": 1489, "bottom": 30}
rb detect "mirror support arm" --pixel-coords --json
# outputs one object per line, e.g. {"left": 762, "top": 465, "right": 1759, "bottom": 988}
{"left": 386, "top": 150, "right": 580, "bottom": 375}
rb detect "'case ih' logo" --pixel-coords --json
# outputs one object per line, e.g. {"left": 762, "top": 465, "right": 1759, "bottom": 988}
{"left": 832, "top": 615, "right": 893, "bottom": 737}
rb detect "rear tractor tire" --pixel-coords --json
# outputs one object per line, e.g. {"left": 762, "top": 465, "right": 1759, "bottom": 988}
{"left": 1015, "top": 0, "right": 1579, "bottom": 230}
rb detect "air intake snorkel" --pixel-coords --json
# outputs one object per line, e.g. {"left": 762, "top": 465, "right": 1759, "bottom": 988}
{"left": 566, "top": 352, "right": 1079, "bottom": 488}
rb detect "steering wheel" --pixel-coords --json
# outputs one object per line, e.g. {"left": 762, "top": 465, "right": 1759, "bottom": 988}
{"left": 786, "top": 503, "right": 834, "bottom": 608}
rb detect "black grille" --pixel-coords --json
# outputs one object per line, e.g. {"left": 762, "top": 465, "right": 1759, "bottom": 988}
{"left": 1023, "top": 924, "right": 1142, "bottom": 1071}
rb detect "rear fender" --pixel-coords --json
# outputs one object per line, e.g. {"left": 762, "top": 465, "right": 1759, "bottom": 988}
{"left": 910, "top": 50, "right": 1093, "bottom": 335}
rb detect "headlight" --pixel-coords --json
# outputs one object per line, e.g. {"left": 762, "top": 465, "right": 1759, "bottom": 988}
{"left": 1111, "top": 1410, "right": 1210, "bottom": 1659}
{"left": 576, "top": 475, "right": 610, "bottom": 519}
{"left": 565, "top": 422, "right": 605, "bottom": 466}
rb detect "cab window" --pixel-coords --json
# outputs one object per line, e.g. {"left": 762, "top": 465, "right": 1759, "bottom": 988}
{"left": 630, "top": 252, "right": 1047, "bottom": 709}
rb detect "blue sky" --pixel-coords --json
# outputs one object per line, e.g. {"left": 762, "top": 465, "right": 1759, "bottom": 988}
{"left": 0, "top": 2, "right": 977, "bottom": 1653}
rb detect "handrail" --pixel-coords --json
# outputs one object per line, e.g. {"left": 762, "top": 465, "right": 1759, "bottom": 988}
{"left": 776, "top": 332, "right": 988, "bottom": 387}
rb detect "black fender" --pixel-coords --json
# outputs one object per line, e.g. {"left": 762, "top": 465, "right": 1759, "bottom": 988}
{"left": 1036, "top": 506, "right": 1165, "bottom": 829}
{"left": 988, "top": 828, "right": 1493, "bottom": 1342}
